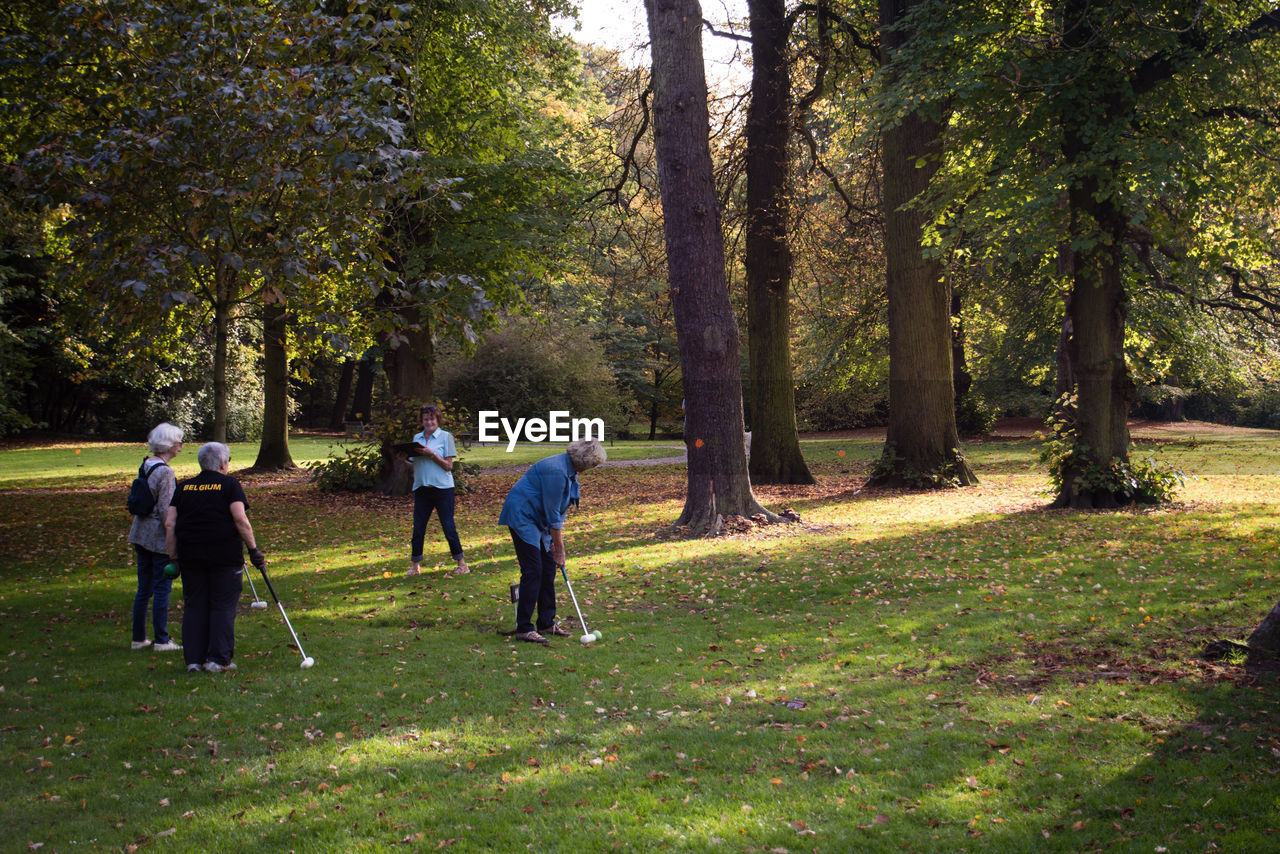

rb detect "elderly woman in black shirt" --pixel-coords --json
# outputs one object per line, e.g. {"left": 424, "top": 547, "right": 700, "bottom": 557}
{"left": 165, "top": 442, "right": 266, "bottom": 673}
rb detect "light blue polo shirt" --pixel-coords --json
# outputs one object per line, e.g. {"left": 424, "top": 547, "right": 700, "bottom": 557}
{"left": 410, "top": 428, "right": 457, "bottom": 490}
{"left": 497, "top": 452, "right": 580, "bottom": 551}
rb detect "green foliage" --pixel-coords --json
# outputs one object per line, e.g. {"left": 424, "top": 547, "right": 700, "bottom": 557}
{"left": 311, "top": 397, "right": 479, "bottom": 493}
{"left": 437, "top": 317, "right": 623, "bottom": 428}
{"left": 1237, "top": 383, "right": 1280, "bottom": 430}
{"left": 311, "top": 442, "right": 384, "bottom": 492}
{"left": 1040, "top": 403, "right": 1186, "bottom": 505}
{"left": 954, "top": 390, "right": 998, "bottom": 436}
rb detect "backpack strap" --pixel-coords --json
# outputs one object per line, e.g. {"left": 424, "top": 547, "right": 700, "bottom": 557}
{"left": 141, "top": 458, "right": 169, "bottom": 480}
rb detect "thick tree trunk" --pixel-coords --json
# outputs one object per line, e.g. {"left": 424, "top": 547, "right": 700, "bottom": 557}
{"left": 1054, "top": 228, "right": 1132, "bottom": 507}
{"left": 383, "top": 305, "right": 435, "bottom": 402}
{"left": 869, "top": 0, "right": 975, "bottom": 488}
{"left": 1246, "top": 600, "right": 1280, "bottom": 654}
{"left": 330, "top": 358, "right": 356, "bottom": 431}
{"left": 254, "top": 296, "right": 295, "bottom": 470}
{"left": 350, "top": 352, "right": 375, "bottom": 423}
{"left": 744, "top": 0, "right": 813, "bottom": 486}
{"left": 645, "top": 0, "right": 777, "bottom": 534}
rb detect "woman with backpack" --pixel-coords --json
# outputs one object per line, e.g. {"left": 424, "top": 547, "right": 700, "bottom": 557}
{"left": 127, "top": 422, "right": 185, "bottom": 652}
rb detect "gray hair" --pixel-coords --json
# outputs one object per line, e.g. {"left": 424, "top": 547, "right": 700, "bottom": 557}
{"left": 197, "top": 442, "right": 231, "bottom": 472}
{"left": 567, "top": 439, "right": 607, "bottom": 472}
{"left": 147, "top": 422, "right": 185, "bottom": 455}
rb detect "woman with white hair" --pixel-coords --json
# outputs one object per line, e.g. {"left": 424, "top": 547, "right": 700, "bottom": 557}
{"left": 127, "top": 422, "right": 184, "bottom": 651}
{"left": 498, "top": 439, "right": 606, "bottom": 643}
{"left": 165, "top": 442, "right": 266, "bottom": 673}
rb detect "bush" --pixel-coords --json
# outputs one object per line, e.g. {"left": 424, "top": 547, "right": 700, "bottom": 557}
{"left": 1039, "top": 397, "right": 1185, "bottom": 505}
{"left": 311, "top": 397, "right": 479, "bottom": 494}
{"left": 955, "top": 391, "right": 998, "bottom": 436}
{"left": 436, "top": 318, "right": 624, "bottom": 430}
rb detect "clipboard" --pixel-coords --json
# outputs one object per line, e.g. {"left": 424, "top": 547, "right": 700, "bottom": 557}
{"left": 391, "top": 441, "right": 423, "bottom": 455}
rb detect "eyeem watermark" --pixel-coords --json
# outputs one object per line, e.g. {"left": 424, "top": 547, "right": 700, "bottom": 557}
{"left": 478, "top": 410, "right": 605, "bottom": 452}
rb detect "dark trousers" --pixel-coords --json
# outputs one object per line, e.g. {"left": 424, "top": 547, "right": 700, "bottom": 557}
{"left": 132, "top": 545, "right": 174, "bottom": 644}
{"left": 510, "top": 529, "right": 558, "bottom": 633}
{"left": 411, "top": 486, "right": 464, "bottom": 562}
{"left": 181, "top": 563, "right": 242, "bottom": 667}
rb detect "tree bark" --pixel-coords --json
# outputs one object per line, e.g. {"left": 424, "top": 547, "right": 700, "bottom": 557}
{"left": 350, "top": 351, "right": 375, "bottom": 423}
{"left": 253, "top": 295, "right": 295, "bottom": 470}
{"left": 1246, "top": 600, "right": 1280, "bottom": 654}
{"left": 329, "top": 358, "right": 356, "bottom": 431}
{"left": 869, "top": 0, "right": 976, "bottom": 488}
{"left": 383, "top": 304, "right": 435, "bottom": 402}
{"left": 211, "top": 267, "right": 234, "bottom": 444}
{"left": 645, "top": 0, "right": 777, "bottom": 534}
{"left": 744, "top": 0, "right": 814, "bottom": 485}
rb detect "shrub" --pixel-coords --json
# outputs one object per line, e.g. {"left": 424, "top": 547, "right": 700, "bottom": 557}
{"left": 954, "top": 391, "right": 998, "bottom": 436}
{"left": 1039, "top": 397, "right": 1185, "bottom": 505}
{"left": 312, "top": 397, "right": 479, "bottom": 494}
{"left": 436, "top": 318, "right": 623, "bottom": 429}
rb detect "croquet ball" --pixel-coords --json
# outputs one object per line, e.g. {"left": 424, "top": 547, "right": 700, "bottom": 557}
{"left": 301, "top": 657, "right": 314, "bottom": 669}
{"left": 163, "top": 562, "right": 180, "bottom": 579}
{"left": 592, "top": 630, "right": 602, "bottom": 642}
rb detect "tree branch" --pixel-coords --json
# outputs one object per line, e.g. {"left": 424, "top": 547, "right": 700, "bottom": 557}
{"left": 586, "top": 81, "right": 653, "bottom": 208}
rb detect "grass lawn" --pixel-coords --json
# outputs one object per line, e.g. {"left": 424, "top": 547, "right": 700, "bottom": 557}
{"left": 1, "top": 425, "right": 1278, "bottom": 852}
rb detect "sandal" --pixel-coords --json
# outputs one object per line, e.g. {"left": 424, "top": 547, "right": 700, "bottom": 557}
{"left": 514, "top": 630, "right": 549, "bottom": 644}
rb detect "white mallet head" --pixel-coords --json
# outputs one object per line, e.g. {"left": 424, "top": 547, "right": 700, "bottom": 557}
{"left": 580, "top": 633, "right": 594, "bottom": 644}
{"left": 300, "top": 657, "right": 314, "bottom": 669}
{"left": 251, "top": 601, "right": 268, "bottom": 610}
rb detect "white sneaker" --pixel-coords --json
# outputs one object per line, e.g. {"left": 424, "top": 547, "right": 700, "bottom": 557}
{"left": 154, "top": 641, "right": 182, "bottom": 652}
{"left": 203, "top": 661, "right": 237, "bottom": 673}
{"left": 187, "top": 663, "right": 202, "bottom": 673}
{"left": 131, "top": 640, "right": 152, "bottom": 650}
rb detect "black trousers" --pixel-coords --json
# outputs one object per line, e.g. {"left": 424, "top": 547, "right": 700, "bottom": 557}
{"left": 182, "top": 562, "right": 243, "bottom": 667}
{"left": 510, "top": 529, "right": 558, "bottom": 634}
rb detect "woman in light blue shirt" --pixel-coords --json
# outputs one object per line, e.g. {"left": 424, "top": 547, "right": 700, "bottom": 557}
{"left": 406, "top": 404, "right": 468, "bottom": 576}
{"left": 498, "top": 439, "right": 606, "bottom": 643}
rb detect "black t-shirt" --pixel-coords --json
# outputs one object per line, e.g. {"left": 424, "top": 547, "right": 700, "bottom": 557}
{"left": 171, "top": 469, "right": 249, "bottom": 566}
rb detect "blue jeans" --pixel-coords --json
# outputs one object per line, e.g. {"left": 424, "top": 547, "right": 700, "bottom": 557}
{"left": 510, "top": 529, "right": 558, "bottom": 634}
{"left": 181, "top": 563, "right": 243, "bottom": 668}
{"left": 411, "top": 486, "right": 464, "bottom": 563}
{"left": 133, "top": 545, "right": 174, "bottom": 644}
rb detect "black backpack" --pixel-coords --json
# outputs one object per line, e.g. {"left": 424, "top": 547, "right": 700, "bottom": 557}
{"left": 127, "top": 459, "right": 168, "bottom": 517}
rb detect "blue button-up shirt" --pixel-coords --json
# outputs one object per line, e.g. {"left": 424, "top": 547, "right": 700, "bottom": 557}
{"left": 410, "top": 428, "right": 457, "bottom": 490}
{"left": 498, "top": 452, "right": 580, "bottom": 550}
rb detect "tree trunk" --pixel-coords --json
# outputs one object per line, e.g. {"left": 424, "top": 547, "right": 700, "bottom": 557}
{"left": 869, "top": 0, "right": 975, "bottom": 489}
{"left": 745, "top": 0, "right": 814, "bottom": 486}
{"left": 211, "top": 272, "right": 232, "bottom": 444}
{"left": 1054, "top": 217, "right": 1132, "bottom": 507}
{"left": 1246, "top": 600, "right": 1280, "bottom": 654}
{"left": 383, "top": 304, "right": 435, "bottom": 402}
{"left": 1051, "top": 12, "right": 1134, "bottom": 509}
{"left": 350, "top": 351, "right": 375, "bottom": 423}
{"left": 330, "top": 358, "right": 356, "bottom": 431}
{"left": 253, "top": 296, "right": 295, "bottom": 470}
{"left": 645, "top": 0, "right": 777, "bottom": 534}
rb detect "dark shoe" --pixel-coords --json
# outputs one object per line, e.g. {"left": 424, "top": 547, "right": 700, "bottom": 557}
{"left": 514, "top": 630, "right": 549, "bottom": 644}
{"left": 543, "top": 623, "right": 572, "bottom": 637}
